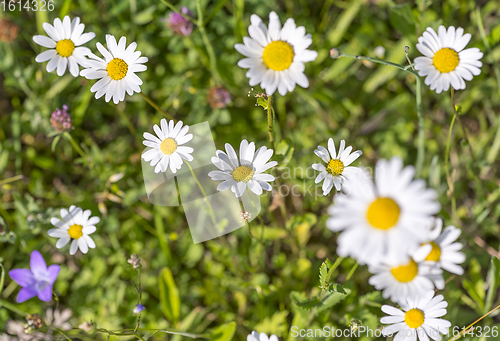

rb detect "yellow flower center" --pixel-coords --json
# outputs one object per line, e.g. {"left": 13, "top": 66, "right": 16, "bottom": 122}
{"left": 68, "top": 224, "right": 83, "bottom": 239}
{"left": 405, "top": 308, "right": 425, "bottom": 329}
{"left": 391, "top": 260, "right": 418, "bottom": 283}
{"left": 232, "top": 165, "right": 254, "bottom": 183}
{"left": 424, "top": 242, "right": 442, "bottom": 261}
{"left": 106, "top": 58, "right": 128, "bottom": 80}
{"left": 160, "top": 138, "right": 177, "bottom": 155}
{"left": 433, "top": 48, "right": 460, "bottom": 73}
{"left": 262, "top": 41, "right": 294, "bottom": 71}
{"left": 326, "top": 159, "right": 344, "bottom": 176}
{"left": 366, "top": 197, "right": 400, "bottom": 230}
{"left": 55, "top": 39, "right": 75, "bottom": 58}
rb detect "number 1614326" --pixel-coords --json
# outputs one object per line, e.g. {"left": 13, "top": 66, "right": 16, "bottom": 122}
{"left": 1, "top": 0, "right": 55, "bottom": 11}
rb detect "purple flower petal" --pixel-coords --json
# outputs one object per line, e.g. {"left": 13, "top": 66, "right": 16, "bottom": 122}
{"left": 9, "top": 269, "right": 36, "bottom": 287}
{"left": 30, "top": 250, "right": 48, "bottom": 279}
{"left": 37, "top": 285, "right": 53, "bottom": 302}
{"left": 17, "top": 287, "right": 37, "bottom": 303}
{"left": 47, "top": 265, "right": 61, "bottom": 284}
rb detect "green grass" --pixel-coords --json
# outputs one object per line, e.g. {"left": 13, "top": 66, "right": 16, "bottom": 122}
{"left": 1, "top": 0, "right": 500, "bottom": 340}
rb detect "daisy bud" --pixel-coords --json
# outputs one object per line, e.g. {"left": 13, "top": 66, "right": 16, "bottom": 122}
{"left": 207, "top": 85, "right": 231, "bottom": 109}
{"left": 240, "top": 211, "right": 251, "bottom": 222}
{"left": 26, "top": 314, "right": 43, "bottom": 329}
{"left": 79, "top": 321, "right": 94, "bottom": 332}
{"left": 50, "top": 105, "right": 74, "bottom": 132}
{"left": 329, "top": 48, "right": 341, "bottom": 59}
{"left": 127, "top": 254, "right": 141, "bottom": 269}
{"left": 164, "top": 7, "right": 194, "bottom": 37}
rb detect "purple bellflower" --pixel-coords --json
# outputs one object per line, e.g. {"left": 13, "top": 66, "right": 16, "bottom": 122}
{"left": 9, "top": 250, "right": 60, "bottom": 303}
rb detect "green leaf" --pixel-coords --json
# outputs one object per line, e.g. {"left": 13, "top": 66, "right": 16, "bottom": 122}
{"left": 159, "top": 267, "right": 181, "bottom": 324}
{"left": 290, "top": 285, "right": 349, "bottom": 312}
{"left": 275, "top": 138, "right": 295, "bottom": 168}
{"left": 484, "top": 257, "right": 500, "bottom": 313}
{"left": 209, "top": 322, "right": 236, "bottom": 341}
{"left": 319, "top": 261, "right": 329, "bottom": 289}
{"left": 133, "top": 5, "right": 157, "bottom": 25}
{"left": 51, "top": 135, "right": 61, "bottom": 152}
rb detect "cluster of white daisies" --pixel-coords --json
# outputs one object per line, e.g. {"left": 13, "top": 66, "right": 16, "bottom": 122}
{"left": 325, "top": 155, "right": 466, "bottom": 341}
{"left": 33, "top": 16, "right": 147, "bottom": 104}
{"left": 31, "top": 11, "right": 483, "bottom": 341}
{"left": 33, "top": 15, "right": 482, "bottom": 106}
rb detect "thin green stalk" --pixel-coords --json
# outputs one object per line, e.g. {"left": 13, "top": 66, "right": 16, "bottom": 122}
{"left": 140, "top": 92, "right": 175, "bottom": 120}
{"left": 444, "top": 115, "right": 456, "bottom": 180}
{"left": 0, "top": 298, "right": 29, "bottom": 317}
{"left": 185, "top": 162, "right": 218, "bottom": 231}
{"left": 450, "top": 89, "right": 485, "bottom": 198}
{"left": 346, "top": 262, "right": 358, "bottom": 281}
{"left": 267, "top": 95, "right": 275, "bottom": 149}
{"left": 0, "top": 174, "right": 23, "bottom": 186}
{"left": 0, "top": 263, "right": 5, "bottom": 297}
{"left": 135, "top": 268, "right": 142, "bottom": 332}
{"left": 196, "top": 0, "right": 221, "bottom": 83}
{"left": 239, "top": 199, "right": 253, "bottom": 239}
{"left": 63, "top": 132, "right": 90, "bottom": 167}
{"left": 335, "top": 52, "right": 425, "bottom": 176}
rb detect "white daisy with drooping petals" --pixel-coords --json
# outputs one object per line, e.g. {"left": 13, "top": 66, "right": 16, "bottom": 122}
{"left": 209, "top": 140, "right": 277, "bottom": 198}
{"left": 80, "top": 35, "right": 148, "bottom": 104}
{"left": 381, "top": 291, "right": 452, "bottom": 341}
{"left": 48, "top": 205, "right": 99, "bottom": 255}
{"left": 312, "top": 138, "right": 362, "bottom": 195}
{"left": 414, "top": 25, "right": 483, "bottom": 94}
{"left": 142, "top": 119, "right": 194, "bottom": 174}
{"left": 33, "top": 16, "right": 95, "bottom": 77}
{"left": 368, "top": 258, "right": 444, "bottom": 303}
{"left": 247, "top": 331, "right": 279, "bottom": 341}
{"left": 326, "top": 157, "right": 441, "bottom": 266}
{"left": 413, "top": 218, "right": 466, "bottom": 275}
{"left": 235, "top": 11, "right": 318, "bottom": 96}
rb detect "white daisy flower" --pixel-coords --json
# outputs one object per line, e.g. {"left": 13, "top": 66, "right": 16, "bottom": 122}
{"left": 48, "top": 205, "right": 99, "bottom": 255}
{"left": 312, "top": 138, "right": 362, "bottom": 195}
{"left": 208, "top": 140, "right": 277, "bottom": 198}
{"left": 381, "top": 291, "right": 452, "bottom": 341}
{"left": 235, "top": 11, "right": 318, "bottom": 96}
{"left": 368, "top": 258, "right": 444, "bottom": 303}
{"left": 142, "top": 119, "right": 194, "bottom": 174}
{"left": 413, "top": 218, "right": 465, "bottom": 275}
{"left": 247, "top": 331, "right": 279, "bottom": 341}
{"left": 414, "top": 25, "right": 483, "bottom": 94}
{"left": 33, "top": 16, "right": 95, "bottom": 77}
{"left": 80, "top": 34, "right": 148, "bottom": 104}
{"left": 326, "top": 157, "right": 440, "bottom": 266}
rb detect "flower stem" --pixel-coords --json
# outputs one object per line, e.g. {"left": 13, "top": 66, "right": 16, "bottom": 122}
{"left": 450, "top": 89, "right": 485, "bottom": 198}
{"left": 196, "top": 0, "right": 221, "bottom": 83}
{"left": 185, "top": 162, "right": 218, "bottom": 232}
{"left": 0, "top": 263, "right": 5, "bottom": 297}
{"left": 335, "top": 51, "right": 425, "bottom": 176}
{"left": 63, "top": 132, "right": 91, "bottom": 167}
{"left": 444, "top": 114, "right": 457, "bottom": 221}
{"left": 0, "top": 174, "right": 23, "bottom": 186}
{"left": 159, "top": 0, "right": 197, "bottom": 24}
{"left": 267, "top": 95, "right": 275, "bottom": 149}
{"left": 0, "top": 298, "right": 29, "bottom": 317}
{"left": 140, "top": 92, "right": 175, "bottom": 120}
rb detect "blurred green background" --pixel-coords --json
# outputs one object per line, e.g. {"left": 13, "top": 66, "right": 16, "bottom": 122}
{"left": 1, "top": 0, "right": 500, "bottom": 340}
